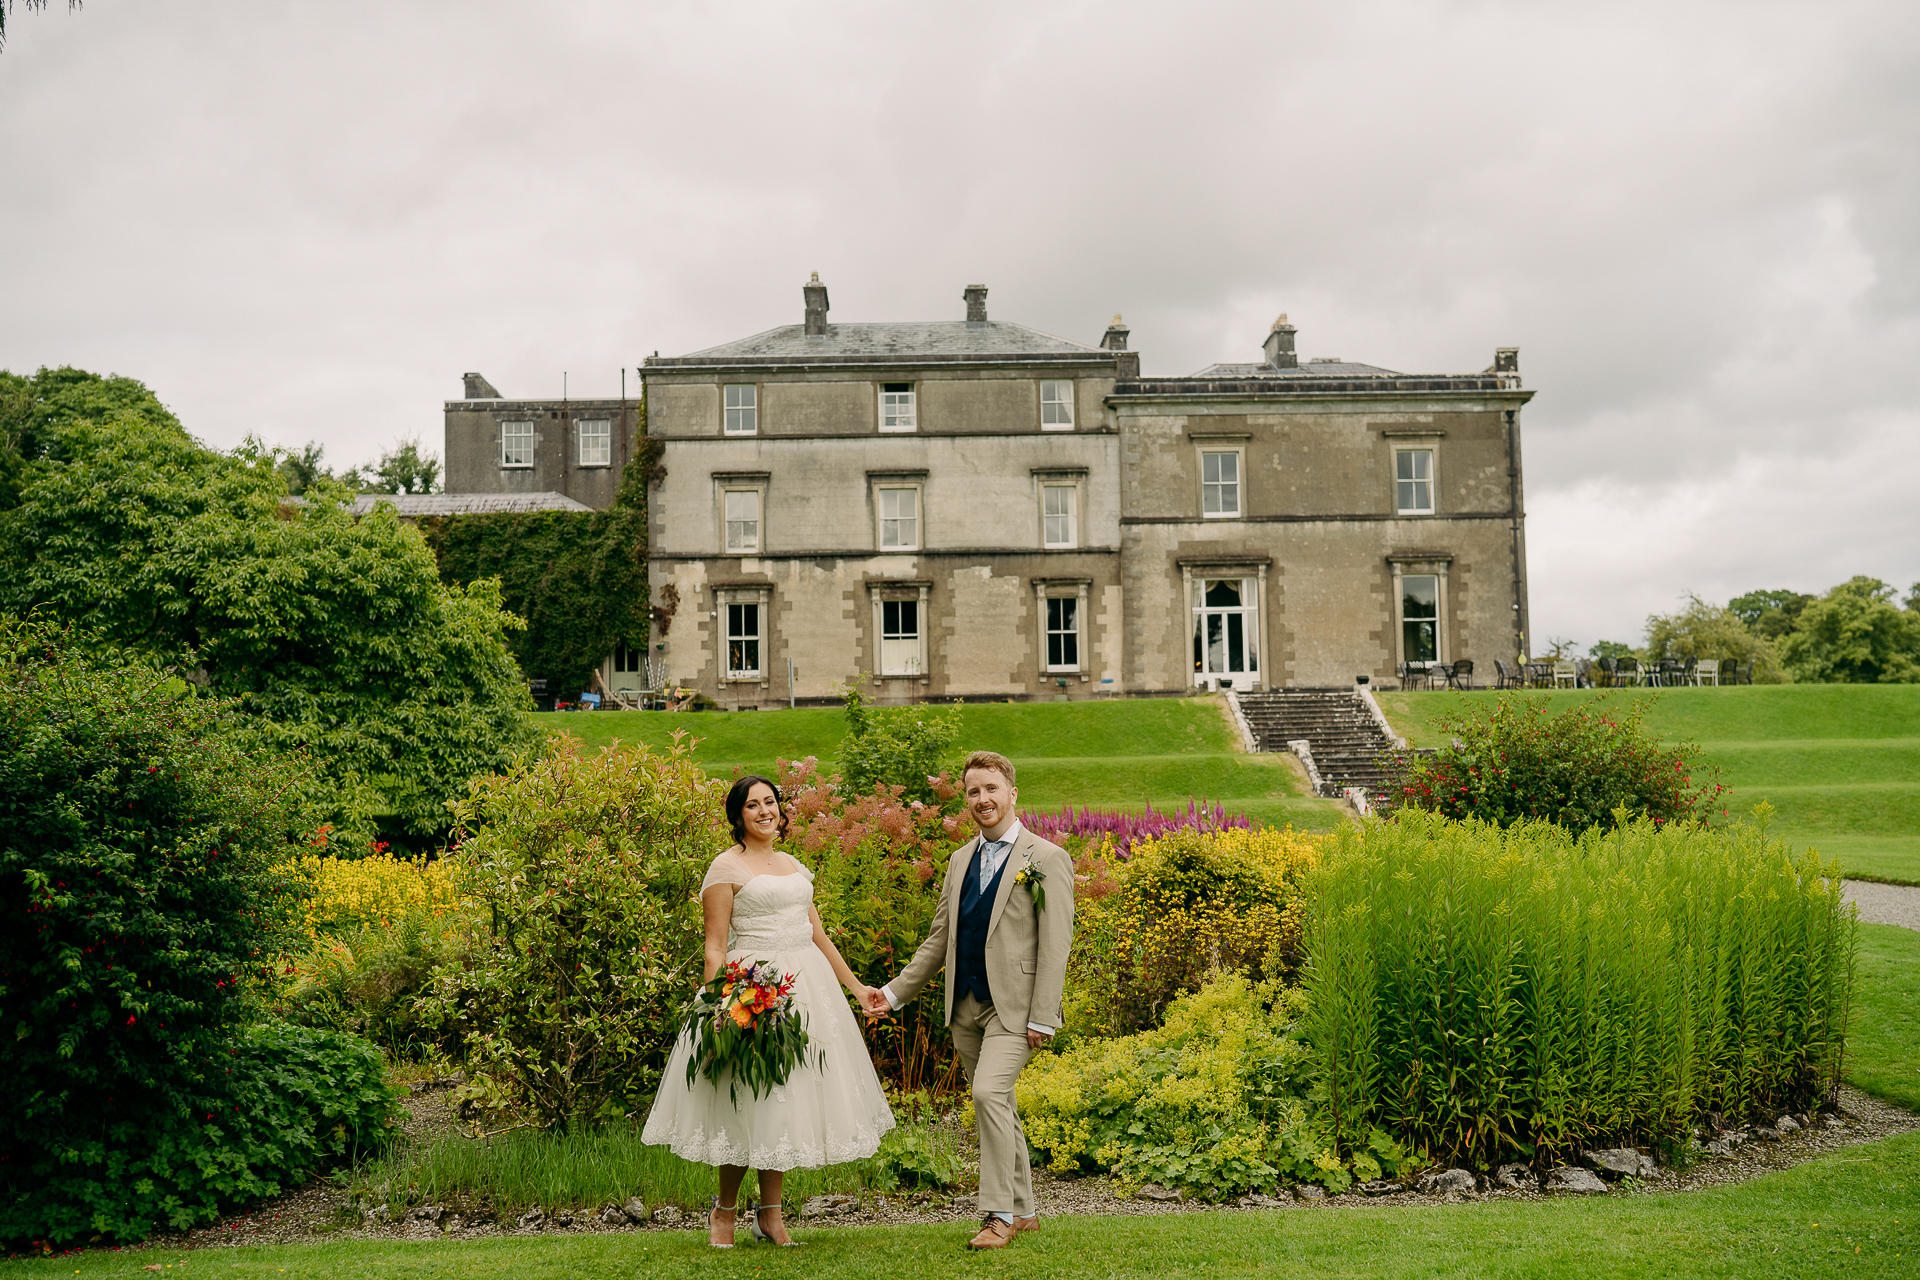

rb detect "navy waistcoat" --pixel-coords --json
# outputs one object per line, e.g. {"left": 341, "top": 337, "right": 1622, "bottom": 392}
{"left": 955, "top": 842, "right": 1011, "bottom": 1006}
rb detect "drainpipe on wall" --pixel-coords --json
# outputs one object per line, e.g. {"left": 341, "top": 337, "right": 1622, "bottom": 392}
{"left": 1505, "top": 408, "right": 1527, "bottom": 661}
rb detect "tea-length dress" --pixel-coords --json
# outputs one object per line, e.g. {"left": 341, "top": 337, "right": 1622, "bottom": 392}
{"left": 642, "top": 851, "right": 896, "bottom": 1169}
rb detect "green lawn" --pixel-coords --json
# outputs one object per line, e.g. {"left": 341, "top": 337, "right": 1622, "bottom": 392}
{"left": 1851, "top": 922, "right": 1920, "bottom": 1112}
{"left": 1377, "top": 686, "right": 1920, "bottom": 884}
{"left": 10, "top": 1132, "right": 1915, "bottom": 1277}
{"left": 534, "top": 699, "right": 1346, "bottom": 832}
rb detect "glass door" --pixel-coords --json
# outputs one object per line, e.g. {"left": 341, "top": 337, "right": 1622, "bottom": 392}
{"left": 1191, "top": 578, "right": 1258, "bottom": 688}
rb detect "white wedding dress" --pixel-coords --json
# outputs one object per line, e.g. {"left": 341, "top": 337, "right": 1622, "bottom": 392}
{"left": 642, "top": 852, "right": 895, "bottom": 1169}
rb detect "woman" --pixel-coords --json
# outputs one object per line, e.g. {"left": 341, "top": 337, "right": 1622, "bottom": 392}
{"left": 641, "top": 775, "right": 895, "bottom": 1247}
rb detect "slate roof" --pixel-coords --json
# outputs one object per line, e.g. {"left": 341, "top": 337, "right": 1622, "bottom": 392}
{"left": 656, "top": 321, "right": 1108, "bottom": 365}
{"left": 1190, "top": 360, "right": 1403, "bottom": 379}
{"left": 351, "top": 492, "right": 593, "bottom": 516}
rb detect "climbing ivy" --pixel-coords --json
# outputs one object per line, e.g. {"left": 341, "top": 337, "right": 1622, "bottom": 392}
{"left": 418, "top": 433, "right": 658, "bottom": 702}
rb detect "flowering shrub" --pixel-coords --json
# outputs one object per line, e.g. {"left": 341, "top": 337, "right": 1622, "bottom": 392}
{"left": 1020, "top": 974, "right": 1411, "bottom": 1199}
{"left": 1021, "top": 799, "right": 1249, "bottom": 860}
{"left": 282, "top": 845, "right": 461, "bottom": 937}
{"left": 1063, "top": 826, "right": 1321, "bottom": 1040}
{"left": 1388, "top": 693, "right": 1726, "bottom": 833}
{"left": 420, "top": 733, "right": 724, "bottom": 1127}
{"left": 777, "top": 756, "right": 967, "bottom": 1091}
{"left": 834, "top": 684, "right": 964, "bottom": 805}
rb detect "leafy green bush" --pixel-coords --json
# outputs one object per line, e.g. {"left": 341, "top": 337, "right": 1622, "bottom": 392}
{"left": 1389, "top": 693, "right": 1725, "bottom": 832}
{"left": 421, "top": 735, "right": 723, "bottom": 1127}
{"left": 1020, "top": 975, "right": 1405, "bottom": 1199}
{"left": 1063, "top": 827, "right": 1320, "bottom": 1041}
{"left": 0, "top": 618, "right": 396, "bottom": 1245}
{"left": 282, "top": 914, "right": 454, "bottom": 1061}
{"left": 1780, "top": 576, "right": 1920, "bottom": 684}
{"left": 835, "top": 684, "right": 963, "bottom": 806}
{"left": 1645, "top": 593, "right": 1786, "bottom": 682}
{"left": 1304, "top": 808, "right": 1856, "bottom": 1170}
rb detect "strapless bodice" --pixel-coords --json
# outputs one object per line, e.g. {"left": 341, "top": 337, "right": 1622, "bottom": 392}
{"left": 728, "top": 870, "right": 816, "bottom": 953}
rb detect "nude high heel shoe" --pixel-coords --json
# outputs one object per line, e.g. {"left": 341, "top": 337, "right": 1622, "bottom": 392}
{"left": 706, "top": 1195, "right": 737, "bottom": 1248}
{"left": 746, "top": 1201, "right": 801, "bottom": 1246}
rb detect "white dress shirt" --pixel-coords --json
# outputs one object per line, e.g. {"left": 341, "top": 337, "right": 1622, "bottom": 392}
{"left": 883, "top": 821, "right": 1054, "bottom": 1035}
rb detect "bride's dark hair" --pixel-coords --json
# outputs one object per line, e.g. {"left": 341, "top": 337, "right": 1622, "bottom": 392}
{"left": 724, "top": 775, "right": 789, "bottom": 844}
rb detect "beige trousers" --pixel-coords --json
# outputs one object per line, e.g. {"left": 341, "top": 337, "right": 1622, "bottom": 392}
{"left": 950, "top": 994, "right": 1034, "bottom": 1218}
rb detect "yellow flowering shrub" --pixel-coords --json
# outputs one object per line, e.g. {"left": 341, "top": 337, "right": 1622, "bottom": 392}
{"left": 1065, "top": 826, "right": 1321, "bottom": 1040}
{"left": 1018, "top": 973, "right": 1387, "bottom": 1198}
{"left": 281, "top": 851, "right": 461, "bottom": 937}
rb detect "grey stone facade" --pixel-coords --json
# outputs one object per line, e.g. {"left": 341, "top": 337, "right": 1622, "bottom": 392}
{"left": 443, "top": 374, "right": 642, "bottom": 511}
{"left": 642, "top": 284, "right": 1534, "bottom": 705}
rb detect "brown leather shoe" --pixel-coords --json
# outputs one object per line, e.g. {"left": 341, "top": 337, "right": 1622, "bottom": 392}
{"left": 967, "top": 1216, "right": 1018, "bottom": 1250}
{"left": 1013, "top": 1214, "right": 1039, "bottom": 1233}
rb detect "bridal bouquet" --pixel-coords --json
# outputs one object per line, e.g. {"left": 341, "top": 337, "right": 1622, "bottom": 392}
{"left": 682, "top": 959, "right": 818, "bottom": 1105}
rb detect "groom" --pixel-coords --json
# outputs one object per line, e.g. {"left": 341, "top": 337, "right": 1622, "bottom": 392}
{"left": 863, "top": 750, "right": 1074, "bottom": 1250}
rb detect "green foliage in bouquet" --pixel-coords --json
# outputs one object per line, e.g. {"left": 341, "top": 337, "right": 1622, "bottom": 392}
{"left": 1305, "top": 808, "right": 1856, "bottom": 1170}
{"left": 682, "top": 960, "right": 819, "bottom": 1107}
{"left": 1019, "top": 974, "right": 1398, "bottom": 1200}
{"left": 0, "top": 617, "right": 397, "bottom": 1246}
{"left": 422, "top": 734, "right": 724, "bottom": 1128}
{"left": 1388, "top": 693, "right": 1725, "bottom": 834}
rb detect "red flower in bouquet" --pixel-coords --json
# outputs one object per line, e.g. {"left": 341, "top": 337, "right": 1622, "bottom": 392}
{"left": 683, "top": 960, "right": 818, "bottom": 1105}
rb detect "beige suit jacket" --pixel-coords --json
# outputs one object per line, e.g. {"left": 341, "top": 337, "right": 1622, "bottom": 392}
{"left": 890, "top": 826, "right": 1075, "bottom": 1031}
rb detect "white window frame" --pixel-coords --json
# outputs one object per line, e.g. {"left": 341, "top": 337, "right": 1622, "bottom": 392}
{"left": 724, "top": 384, "right": 758, "bottom": 435}
{"left": 577, "top": 418, "right": 610, "bottom": 467}
{"left": 723, "top": 488, "right": 761, "bottom": 553}
{"left": 879, "top": 382, "right": 917, "bottom": 433}
{"left": 869, "top": 583, "right": 930, "bottom": 679}
{"left": 877, "top": 485, "right": 920, "bottom": 551}
{"left": 725, "top": 599, "right": 764, "bottom": 679}
{"left": 1042, "top": 484, "right": 1078, "bottom": 548}
{"left": 501, "top": 419, "right": 534, "bottom": 468}
{"left": 1389, "top": 558, "right": 1451, "bottom": 672}
{"left": 1032, "top": 580, "right": 1090, "bottom": 677}
{"left": 1040, "top": 379, "right": 1075, "bottom": 431}
{"left": 1181, "top": 562, "right": 1266, "bottom": 690}
{"left": 1200, "top": 448, "right": 1242, "bottom": 518}
{"left": 1395, "top": 447, "right": 1436, "bottom": 515}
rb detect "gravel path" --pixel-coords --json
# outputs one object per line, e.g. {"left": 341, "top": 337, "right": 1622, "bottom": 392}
{"left": 1845, "top": 879, "right": 1920, "bottom": 932}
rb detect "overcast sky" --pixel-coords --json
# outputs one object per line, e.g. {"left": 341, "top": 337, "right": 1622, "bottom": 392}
{"left": 2, "top": 0, "right": 1915, "bottom": 650}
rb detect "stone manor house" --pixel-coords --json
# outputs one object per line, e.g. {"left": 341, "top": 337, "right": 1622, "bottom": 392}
{"left": 444, "top": 277, "right": 1533, "bottom": 706}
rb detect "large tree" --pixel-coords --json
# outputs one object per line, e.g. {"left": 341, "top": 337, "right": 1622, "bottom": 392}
{"left": 1779, "top": 577, "right": 1920, "bottom": 685}
{"left": 0, "top": 389, "right": 537, "bottom": 839}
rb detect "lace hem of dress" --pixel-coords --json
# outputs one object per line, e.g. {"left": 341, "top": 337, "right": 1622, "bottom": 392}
{"left": 657, "top": 1119, "right": 894, "bottom": 1171}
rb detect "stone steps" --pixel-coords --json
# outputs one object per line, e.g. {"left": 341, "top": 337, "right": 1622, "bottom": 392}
{"left": 1237, "top": 689, "right": 1403, "bottom": 810}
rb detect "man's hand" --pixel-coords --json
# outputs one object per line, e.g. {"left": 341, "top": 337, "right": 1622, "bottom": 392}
{"left": 859, "top": 987, "right": 893, "bottom": 1019}
{"left": 1027, "top": 1028, "right": 1051, "bottom": 1050}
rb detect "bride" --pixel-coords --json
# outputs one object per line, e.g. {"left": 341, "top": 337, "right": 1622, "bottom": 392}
{"left": 642, "top": 775, "right": 896, "bottom": 1247}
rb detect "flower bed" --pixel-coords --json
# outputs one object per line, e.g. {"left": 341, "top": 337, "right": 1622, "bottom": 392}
{"left": 1020, "top": 799, "right": 1249, "bottom": 859}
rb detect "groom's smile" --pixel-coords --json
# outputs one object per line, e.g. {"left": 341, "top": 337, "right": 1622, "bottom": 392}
{"left": 965, "top": 769, "right": 1017, "bottom": 839}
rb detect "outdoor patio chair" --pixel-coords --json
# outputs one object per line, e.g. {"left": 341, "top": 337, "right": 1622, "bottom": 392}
{"left": 1493, "top": 659, "right": 1516, "bottom": 689}
{"left": 1526, "top": 661, "right": 1554, "bottom": 688}
{"left": 1448, "top": 659, "right": 1474, "bottom": 690}
{"left": 1574, "top": 657, "right": 1593, "bottom": 688}
{"left": 1398, "top": 662, "right": 1430, "bottom": 691}
{"left": 1692, "top": 658, "right": 1719, "bottom": 686}
{"left": 1552, "top": 660, "right": 1577, "bottom": 688}
{"left": 1732, "top": 659, "right": 1754, "bottom": 685}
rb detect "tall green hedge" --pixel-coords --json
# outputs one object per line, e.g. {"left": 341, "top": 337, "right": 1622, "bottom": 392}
{"left": 418, "top": 458, "right": 650, "bottom": 701}
{"left": 1304, "top": 809, "right": 1855, "bottom": 1169}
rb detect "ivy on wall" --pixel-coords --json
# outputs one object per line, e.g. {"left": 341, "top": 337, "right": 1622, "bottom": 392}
{"left": 418, "top": 427, "right": 662, "bottom": 702}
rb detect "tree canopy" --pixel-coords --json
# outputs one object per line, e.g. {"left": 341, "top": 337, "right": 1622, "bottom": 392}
{"left": 1779, "top": 576, "right": 1920, "bottom": 685}
{"left": 0, "top": 374, "right": 537, "bottom": 840}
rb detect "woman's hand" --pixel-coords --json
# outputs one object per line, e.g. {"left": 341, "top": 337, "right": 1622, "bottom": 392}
{"left": 851, "top": 984, "right": 886, "bottom": 1020}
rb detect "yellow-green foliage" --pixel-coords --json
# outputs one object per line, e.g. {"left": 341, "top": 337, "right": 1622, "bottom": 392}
{"left": 1305, "top": 807, "right": 1857, "bottom": 1169}
{"left": 1020, "top": 974, "right": 1402, "bottom": 1198}
{"left": 1066, "top": 826, "right": 1319, "bottom": 1039}
{"left": 282, "top": 850, "right": 461, "bottom": 937}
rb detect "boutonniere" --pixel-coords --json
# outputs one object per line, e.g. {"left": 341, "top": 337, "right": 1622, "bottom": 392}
{"left": 1013, "top": 852, "right": 1047, "bottom": 912}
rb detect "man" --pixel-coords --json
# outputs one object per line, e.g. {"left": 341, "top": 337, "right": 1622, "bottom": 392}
{"left": 864, "top": 750, "right": 1074, "bottom": 1250}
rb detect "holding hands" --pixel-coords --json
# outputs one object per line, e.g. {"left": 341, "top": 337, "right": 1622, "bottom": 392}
{"left": 857, "top": 985, "right": 892, "bottom": 1019}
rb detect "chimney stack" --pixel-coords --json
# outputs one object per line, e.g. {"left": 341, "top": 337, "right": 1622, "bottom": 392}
{"left": 462, "top": 371, "right": 502, "bottom": 399}
{"left": 1101, "top": 314, "right": 1130, "bottom": 351}
{"left": 963, "top": 284, "right": 989, "bottom": 324}
{"left": 803, "top": 272, "right": 830, "bottom": 336}
{"left": 1492, "top": 347, "right": 1519, "bottom": 374}
{"left": 1262, "top": 314, "right": 1298, "bottom": 368}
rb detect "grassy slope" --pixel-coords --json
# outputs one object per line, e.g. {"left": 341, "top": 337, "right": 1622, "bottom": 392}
{"left": 1850, "top": 923, "right": 1920, "bottom": 1112}
{"left": 1376, "top": 686, "right": 1920, "bottom": 884}
{"left": 535, "top": 699, "right": 1346, "bottom": 832}
{"left": 15, "top": 1133, "right": 1917, "bottom": 1278}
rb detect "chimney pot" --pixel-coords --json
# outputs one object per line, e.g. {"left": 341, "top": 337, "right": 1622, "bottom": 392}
{"left": 963, "top": 284, "right": 989, "bottom": 324}
{"left": 803, "top": 273, "right": 830, "bottom": 337}
{"left": 1101, "top": 314, "right": 1130, "bottom": 351}
{"left": 1262, "top": 314, "right": 1298, "bottom": 368}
